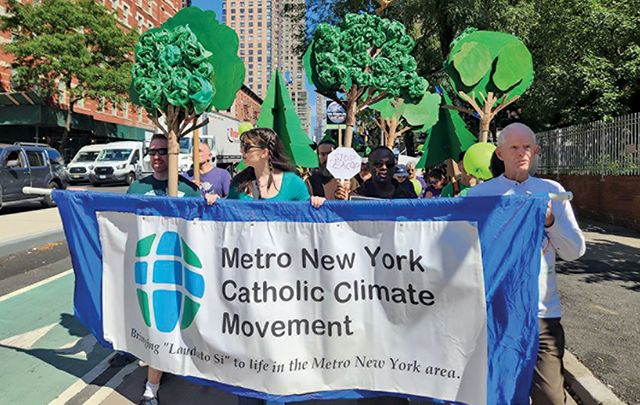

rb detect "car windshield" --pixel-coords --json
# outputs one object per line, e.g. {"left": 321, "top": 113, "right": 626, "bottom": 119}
{"left": 96, "top": 149, "right": 132, "bottom": 162}
{"left": 179, "top": 138, "right": 191, "bottom": 154}
{"left": 72, "top": 151, "right": 100, "bottom": 163}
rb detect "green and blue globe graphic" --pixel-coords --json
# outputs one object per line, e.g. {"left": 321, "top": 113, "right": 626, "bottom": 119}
{"left": 134, "top": 231, "right": 205, "bottom": 332}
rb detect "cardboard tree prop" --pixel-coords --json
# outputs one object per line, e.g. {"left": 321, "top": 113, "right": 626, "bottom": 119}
{"left": 130, "top": 7, "right": 244, "bottom": 196}
{"left": 304, "top": 13, "right": 425, "bottom": 148}
{"left": 416, "top": 90, "right": 476, "bottom": 169}
{"left": 370, "top": 81, "right": 441, "bottom": 148}
{"left": 256, "top": 71, "right": 319, "bottom": 168}
{"left": 444, "top": 28, "right": 534, "bottom": 142}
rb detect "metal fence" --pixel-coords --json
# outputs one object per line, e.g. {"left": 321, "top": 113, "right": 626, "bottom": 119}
{"left": 536, "top": 112, "right": 640, "bottom": 176}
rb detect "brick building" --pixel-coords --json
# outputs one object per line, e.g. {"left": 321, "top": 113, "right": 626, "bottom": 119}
{"left": 0, "top": 0, "right": 188, "bottom": 158}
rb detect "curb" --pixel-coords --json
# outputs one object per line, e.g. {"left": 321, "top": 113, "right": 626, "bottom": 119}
{"left": 564, "top": 350, "right": 626, "bottom": 405}
{"left": 0, "top": 229, "right": 66, "bottom": 259}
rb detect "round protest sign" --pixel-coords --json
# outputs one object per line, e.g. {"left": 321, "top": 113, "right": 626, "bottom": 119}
{"left": 327, "top": 147, "right": 361, "bottom": 180}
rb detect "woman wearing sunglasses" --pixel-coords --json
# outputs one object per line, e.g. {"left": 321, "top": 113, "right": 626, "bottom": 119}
{"left": 228, "top": 128, "right": 324, "bottom": 207}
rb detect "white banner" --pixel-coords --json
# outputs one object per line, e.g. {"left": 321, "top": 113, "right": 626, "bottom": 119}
{"left": 98, "top": 212, "right": 487, "bottom": 404}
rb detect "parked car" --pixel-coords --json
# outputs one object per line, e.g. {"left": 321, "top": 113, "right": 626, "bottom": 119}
{"left": 90, "top": 141, "right": 150, "bottom": 186}
{"left": 0, "top": 143, "right": 68, "bottom": 209}
{"left": 67, "top": 144, "right": 107, "bottom": 184}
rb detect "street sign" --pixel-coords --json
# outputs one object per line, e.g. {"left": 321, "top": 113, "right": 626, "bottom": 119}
{"left": 327, "top": 101, "right": 346, "bottom": 124}
{"left": 327, "top": 147, "right": 361, "bottom": 180}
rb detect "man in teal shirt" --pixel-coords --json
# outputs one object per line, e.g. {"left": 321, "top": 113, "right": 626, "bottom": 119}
{"left": 126, "top": 133, "right": 199, "bottom": 405}
{"left": 127, "top": 134, "right": 200, "bottom": 198}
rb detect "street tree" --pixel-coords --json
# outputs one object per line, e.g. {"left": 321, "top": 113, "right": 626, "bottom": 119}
{"left": 304, "top": 12, "right": 425, "bottom": 148}
{"left": 1, "top": 0, "right": 138, "bottom": 154}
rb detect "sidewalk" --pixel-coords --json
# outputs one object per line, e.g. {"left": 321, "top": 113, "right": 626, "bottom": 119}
{"left": 0, "top": 207, "right": 64, "bottom": 258}
{"left": 0, "top": 207, "right": 630, "bottom": 404}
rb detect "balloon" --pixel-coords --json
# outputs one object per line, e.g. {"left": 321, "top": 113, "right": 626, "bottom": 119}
{"left": 238, "top": 122, "right": 254, "bottom": 135}
{"left": 463, "top": 143, "right": 496, "bottom": 180}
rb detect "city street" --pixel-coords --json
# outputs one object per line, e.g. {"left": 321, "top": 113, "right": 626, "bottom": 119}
{"left": 0, "top": 188, "right": 637, "bottom": 404}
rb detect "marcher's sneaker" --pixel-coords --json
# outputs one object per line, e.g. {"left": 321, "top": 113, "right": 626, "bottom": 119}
{"left": 138, "top": 396, "right": 158, "bottom": 405}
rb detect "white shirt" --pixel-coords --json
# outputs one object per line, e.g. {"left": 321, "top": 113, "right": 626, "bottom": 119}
{"left": 466, "top": 175, "right": 586, "bottom": 318}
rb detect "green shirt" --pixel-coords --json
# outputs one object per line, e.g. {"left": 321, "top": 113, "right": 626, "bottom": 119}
{"left": 228, "top": 171, "right": 311, "bottom": 201}
{"left": 441, "top": 183, "right": 471, "bottom": 198}
{"left": 126, "top": 175, "right": 201, "bottom": 197}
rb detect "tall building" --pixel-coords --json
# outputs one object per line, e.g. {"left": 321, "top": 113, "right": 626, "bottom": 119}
{"left": 222, "top": 0, "right": 311, "bottom": 136}
{"left": 0, "top": 0, "right": 183, "bottom": 157}
{"left": 314, "top": 94, "right": 326, "bottom": 143}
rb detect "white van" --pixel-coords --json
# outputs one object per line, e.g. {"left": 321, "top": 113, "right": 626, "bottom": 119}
{"left": 67, "top": 144, "right": 107, "bottom": 184}
{"left": 90, "top": 141, "right": 149, "bottom": 186}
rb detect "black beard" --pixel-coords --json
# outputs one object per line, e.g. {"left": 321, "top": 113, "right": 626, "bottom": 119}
{"left": 319, "top": 165, "right": 333, "bottom": 178}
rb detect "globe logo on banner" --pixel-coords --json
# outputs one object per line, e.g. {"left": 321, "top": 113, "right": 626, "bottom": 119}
{"left": 134, "top": 232, "right": 205, "bottom": 333}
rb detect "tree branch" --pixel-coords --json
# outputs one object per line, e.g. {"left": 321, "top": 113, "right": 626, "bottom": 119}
{"left": 458, "top": 91, "right": 483, "bottom": 117}
{"left": 181, "top": 116, "right": 209, "bottom": 137}
{"left": 492, "top": 94, "right": 520, "bottom": 116}
{"left": 149, "top": 114, "right": 169, "bottom": 136}
{"left": 443, "top": 105, "right": 476, "bottom": 115}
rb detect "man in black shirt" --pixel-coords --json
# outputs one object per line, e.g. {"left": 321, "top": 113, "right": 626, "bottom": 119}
{"left": 354, "top": 146, "right": 417, "bottom": 199}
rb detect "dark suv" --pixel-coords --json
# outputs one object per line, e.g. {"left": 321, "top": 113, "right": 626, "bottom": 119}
{"left": 0, "top": 143, "right": 68, "bottom": 209}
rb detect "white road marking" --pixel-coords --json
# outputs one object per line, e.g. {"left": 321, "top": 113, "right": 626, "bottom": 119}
{"left": 0, "top": 323, "right": 58, "bottom": 349}
{"left": 82, "top": 361, "right": 140, "bottom": 405}
{"left": 48, "top": 353, "right": 116, "bottom": 405}
{"left": 0, "top": 269, "right": 73, "bottom": 303}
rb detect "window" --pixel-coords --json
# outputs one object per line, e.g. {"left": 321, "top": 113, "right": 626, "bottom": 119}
{"left": 240, "top": 29, "right": 245, "bottom": 33}
{"left": 123, "top": 101, "right": 128, "bottom": 118}
{"left": 148, "top": 0, "right": 153, "bottom": 14}
{"left": 231, "top": 8, "right": 236, "bottom": 13}
{"left": 111, "top": 0, "right": 116, "bottom": 10}
{"left": 239, "top": 8, "right": 244, "bottom": 12}
{"left": 47, "top": 149, "right": 64, "bottom": 167}
{"left": 123, "top": 5, "right": 129, "bottom": 23}
{"left": 240, "top": 50, "right": 245, "bottom": 55}
{"left": 26, "top": 151, "right": 45, "bottom": 167}
{"left": 248, "top": 64, "right": 253, "bottom": 69}
{"left": 249, "top": 22, "right": 253, "bottom": 27}
{"left": 248, "top": 36, "right": 253, "bottom": 41}
{"left": 98, "top": 97, "right": 105, "bottom": 112}
{"left": 257, "top": 29, "right": 262, "bottom": 33}
{"left": 240, "top": 22, "right": 245, "bottom": 27}
{"left": 248, "top": 43, "right": 253, "bottom": 48}
{"left": 231, "top": 15, "right": 235, "bottom": 20}
{"left": 249, "top": 29, "right": 253, "bottom": 33}
{"left": 4, "top": 150, "right": 25, "bottom": 168}
{"left": 248, "top": 57, "right": 253, "bottom": 62}
{"left": 257, "top": 84, "right": 262, "bottom": 89}
{"left": 138, "top": 0, "right": 142, "bottom": 6}
{"left": 257, "top": 36, "right": 262, "bottom": 41}
{"left": 257, "top": 57, "right": 262, "bottom": 62}
{"left": 248, "top": 50, "right": 253, "bottom": 55}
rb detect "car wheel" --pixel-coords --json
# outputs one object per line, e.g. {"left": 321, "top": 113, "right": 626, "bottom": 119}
{"left": 125, "top": 172, "right": 136, "bottom": 186}
{"left": 42, "top": 182, "right": 59, "bottom": 208}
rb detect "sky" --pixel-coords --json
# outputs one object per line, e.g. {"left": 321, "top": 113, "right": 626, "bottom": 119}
{"left": 190, "top": 0, "right": 318, "bottom": 134}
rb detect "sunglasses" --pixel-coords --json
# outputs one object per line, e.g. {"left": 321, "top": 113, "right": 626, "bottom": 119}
{"left": 242, "top": 143, "right": 262, "bottom": 153}
{"left": 147, "top": 148, "right": 168, "bottom": 156}
{"left": 372, "top": 160, "right": 396, "bottom": 170}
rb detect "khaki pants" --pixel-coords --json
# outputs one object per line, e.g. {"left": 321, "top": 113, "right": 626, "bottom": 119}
{"left": 531, "top": 318, "right": 566, "bottom": 405}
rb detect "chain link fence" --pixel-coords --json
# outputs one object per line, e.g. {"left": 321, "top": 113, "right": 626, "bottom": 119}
{"left": 537, "top": 112, "right": 640, "bottom": 176}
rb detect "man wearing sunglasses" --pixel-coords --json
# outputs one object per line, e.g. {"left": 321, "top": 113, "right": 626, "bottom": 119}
{"left": 354, "top": 146, "right": 417, "bottom": 199}
{"left": 126, "top": 134, "right": 201, "bottom": 197}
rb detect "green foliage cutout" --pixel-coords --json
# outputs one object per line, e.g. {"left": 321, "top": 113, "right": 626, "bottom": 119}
{"left": 304, "top": 13, "right": 424, "bottom": 101}
{"left": 444, "top": 28, "right": 534, "bottom": 105}
{"left": 256, "top": 71, "right": 318, "bottom": 168}
{"left": 130, "top": 7, "right": 244, "bottom": 116}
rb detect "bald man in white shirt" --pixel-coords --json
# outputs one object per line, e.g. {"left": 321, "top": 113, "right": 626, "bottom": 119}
{"left": 467, "top": 123, "right": 586, "bottom": 404}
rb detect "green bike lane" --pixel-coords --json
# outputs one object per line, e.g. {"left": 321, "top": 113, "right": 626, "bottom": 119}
{"left": 0, "top": 271, "right": 113, "bottom": 405}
